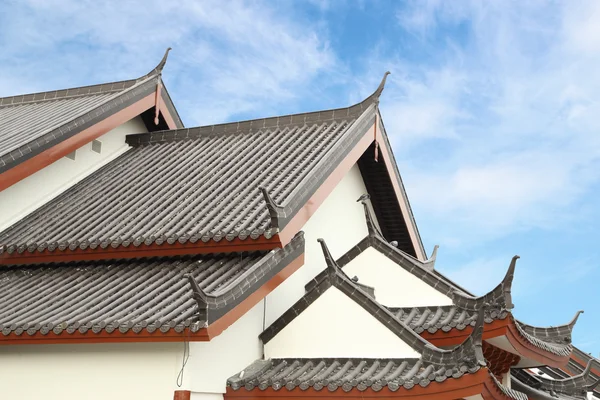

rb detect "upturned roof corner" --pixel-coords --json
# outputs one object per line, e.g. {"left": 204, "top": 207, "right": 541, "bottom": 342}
{"left": 260, "top": 187, "right": 284, "bottom": 233}
{"left": 569, "top": 310, "right": 585, "bottom": 329}
{"left": 371, "top": 71, "right": 391, "bottom": 106}
{"left": 358, "top": 195, "right": 385, "bottom": 238}
{"left": 146, "top": 47, "right": 172, "bottom": 78}
{"left": 452, "top": 255, "right": 519, "bottom": 312}
{"left": 317, "top": 238, "right": 340, "bottom": 281}
{"left": 184, "top": 273, "right": 209, "bottom": 310}
{"left": 422, "top": 305, "right": 487, "bottom": 369}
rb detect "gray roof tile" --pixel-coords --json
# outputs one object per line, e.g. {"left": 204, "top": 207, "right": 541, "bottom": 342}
{"left": 227, "top": 357, "right": 487, "bottom": 392}
{"left": 0, "top": 232, "right": 303, "bottom": 337}
{"left": 0, "top": 92, "right": 379, "bottom": 256}
{"left": 0, "top": 49, "right": 183, "bottom": 174}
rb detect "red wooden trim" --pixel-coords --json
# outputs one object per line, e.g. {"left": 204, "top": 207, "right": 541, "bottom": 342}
{"left": 0, "top": 253, "right": 304, "bottom": 345}
{"left": 422, "top": 316, "right": 569, "bottom": 368}
{"left": 278, "top": 122, "right": 376, "bottom": 246}
{"left": 0, "top": 94, "right": 153, "bottom": 192}
{"left": 174, "top": 390, "right": 191, "bottom": 400}
{"left": 0, "top": 89, "right": 179, "bottom": 193}
{"left": 225, "top": 369, "right": 488, "bottom": 400}
{"left": 0, "top": 235, "right": 281, "bottom": 265}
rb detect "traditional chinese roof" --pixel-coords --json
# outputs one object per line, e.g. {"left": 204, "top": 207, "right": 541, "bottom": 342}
{"left": 0, "top": 48, "right": 182, "bottom": 176}
{"left": 0, "top": 73, "right": 422, "bottom": 264}
{"left": 232, "top": 245, "right": 526, "bottom": 399}
{"left": 511, "top": 360, "right": 600, "bottom": 400}
{"left": 262, "top": 238, "right": 486, "bottom": 364}
{"left": 0, "top": 232, "right": 303, "bottom": 343}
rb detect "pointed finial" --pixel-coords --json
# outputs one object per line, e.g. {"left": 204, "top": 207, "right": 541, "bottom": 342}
{"left": 260, "top": 187, "right": 283, "bottom": 232}
{"left": 502, "top": 255, "right": 519, "bottom": 310}
{"left": 184, "top": 274, "right": 208, "bottom": 309}
{"left": 372, "top": 71, "right": 391, "bottom": 104}
{"left": 423, "top": 245, "right": 439, "bottom": 270}
{"left": 149, "top": 47, "right": 172, "bottom": 76}
{"left": 568, "top": 310, "right": 584, "bottom": 328}
{"left": 317, "top": 238, "right": 339, "bottom": 280}
{"left": 359, "top": 197, "right": 384, "bottom": 238}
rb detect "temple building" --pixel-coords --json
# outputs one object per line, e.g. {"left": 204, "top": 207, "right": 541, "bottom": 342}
{"left": 0, "top": 49, "right": 597, "bottom": 400}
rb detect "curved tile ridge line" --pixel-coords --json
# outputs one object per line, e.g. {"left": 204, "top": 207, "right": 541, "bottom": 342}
{"left": 0, "top": 52, "right": 168, "bottom": 164}
{"left": 451, "top": 255, "right": 519, "bottom": 312}
{"left": 511, "top": 374, "right": 585, "bottom": 400}
{"left": 360, "top": 198, "right": 438, "bottom": 270}
{"left": 517, "top": 310, "right": 584, "bottom": 345}
{"left": 317, "top": 238, "right": 487, "bottom": 369}
{"left": 512, "top": 317, "right": 573, "bottom": 357}
{"left": 535, "top": 360, "right": 597, "bottom": 395}
{"left": 185, "top": 231, "right": 305, "bottom": 324}
{"left": 126, "top": 71, "right": 392, "bottom": 147}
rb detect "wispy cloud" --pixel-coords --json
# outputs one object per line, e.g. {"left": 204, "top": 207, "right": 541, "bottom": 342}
{"left": 369, "top": 1, "right": 600, "bottom": 248}
{"left": 0, "top": 0, "right": 336, "bottom": 125}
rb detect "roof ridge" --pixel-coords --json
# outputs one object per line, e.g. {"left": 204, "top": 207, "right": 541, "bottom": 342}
{"left": 125, "top": 71, "right": 392, "bottom": 147}
{"left": 0, "top": 48, "right": 172, "bottom": 108}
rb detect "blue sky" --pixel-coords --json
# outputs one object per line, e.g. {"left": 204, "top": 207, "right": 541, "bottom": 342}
{"left": 1, "top": 1, "right": 599, "bottom": 355}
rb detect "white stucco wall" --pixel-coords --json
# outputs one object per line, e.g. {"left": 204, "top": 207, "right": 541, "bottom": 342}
{"left": 264, "top": 164, "right": 370, "bottom": 326}
{"left": 0, "top": 116, "right": 147, "bottom": 231}
{"left": 265, "top": 287, "right": 420, "bottom": 359}
{"left": 0, "top": 342, "right": 181, "bottom": 400}
{"left": 342, "top": 247, "right": 453, "bottom": 307}
{"left": 185, "top": 302, "right": 264, "bottom": 394}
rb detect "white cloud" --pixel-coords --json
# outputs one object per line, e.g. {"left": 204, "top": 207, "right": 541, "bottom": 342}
{"left": 0, "top": 0, "right": 336, "bottom": 125}
{"left": 376, "top": 1, "right": 600, "bottom": 247}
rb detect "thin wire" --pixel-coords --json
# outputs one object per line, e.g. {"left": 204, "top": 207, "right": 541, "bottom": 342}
{"left": 176, "top": 332, "right": 191, "bottom": 387}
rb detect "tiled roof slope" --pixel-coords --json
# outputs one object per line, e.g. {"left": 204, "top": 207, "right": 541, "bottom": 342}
{"left": 227, "top": 357, "right": 520, "bottom": 395}
{"left": 0, "top": 78, "right": 385, "bottom": 257}
{"left": 0, "top": 232, "right": 303, "bottom": 338}
{"left": 0, "top": 49, "right": 182, "bottom": 174}
{"left": 511, "top": 361, "right": 600, "bottom": 400}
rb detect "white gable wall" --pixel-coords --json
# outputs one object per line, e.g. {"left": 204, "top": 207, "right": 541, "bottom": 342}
{"left": 343, "top": 247, "right": 453, "bottom": 307}
{"left": 265, "top": 286, "right": 420, "bottom": 359}
{"left": 264, "top": 164, "right": 370, "bottom": 327}
{"left": 0, "top": 116, "right": 147, "bottom": 231}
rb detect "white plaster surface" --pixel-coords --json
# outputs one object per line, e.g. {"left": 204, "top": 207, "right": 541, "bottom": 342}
{"left": 185, "top": 301, "right": 264, "bottom": 393}
{"left": 0, "top": 116, "right": 147, "bottom": 231}
{"left": 343, "top": 247, "right": 453, "bottom": 307}
{"left": 265, "top": 286, "right": 420, "bottom": 359}
{"left": 264, "top": 164, "right": 370, "bottom": 327}
{"left": 0, "top": 342, "right": 180, "bottom": 400}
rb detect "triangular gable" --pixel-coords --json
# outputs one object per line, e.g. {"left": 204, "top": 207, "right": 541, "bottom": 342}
{"left": 341, "top": 245, "right": 453, "bottom": 307}
{"left": 264, "top": 285, "right": 420, "bottom": 359}
{"left": 0, "top": 48, "right": 182, "bottom": 192}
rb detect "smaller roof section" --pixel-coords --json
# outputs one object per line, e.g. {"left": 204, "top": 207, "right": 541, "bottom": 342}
{"left": 512, "top": 360, "right": 600, "bottom": 400}
{"left": 0, "top": 232, "right": 304, "bottom": 344}
{"left": 230, "top": 238, "right": 529, "bottom": 400}
{"left": 0, "top": 48, "right": 182, "bottom": 185}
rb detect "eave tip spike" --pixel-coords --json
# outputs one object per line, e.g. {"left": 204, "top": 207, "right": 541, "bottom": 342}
{"left": 505, "top": 255, "right": 519, "bottom": 283}
{"left": 184, "top": 273, "right": 208, "bottom": 306}
{"left": 372, "top": 71, "right": 391, "bottom": 102}
{"left": 570, "top": 310, "right": 584, "bottom": 328}
{"left": 151, "top": 47, "right": 172, "bottom": 76}
{"left": 317, "top": 238, "right": 339, "bottom": 277}
{"left": 429, "top": 245, "right": 439, "bottom": 261}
